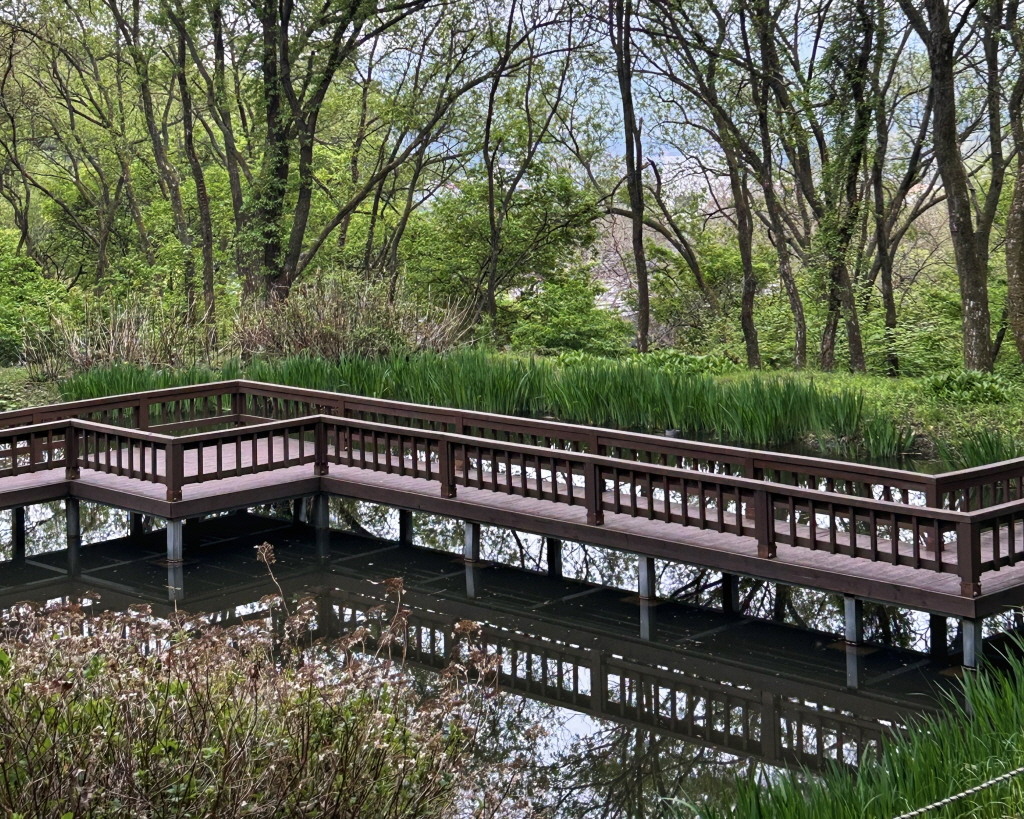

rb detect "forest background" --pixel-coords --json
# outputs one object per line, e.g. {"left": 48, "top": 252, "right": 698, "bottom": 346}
{"left": 2, "top": 0, "right": 1024, "bottom": 455}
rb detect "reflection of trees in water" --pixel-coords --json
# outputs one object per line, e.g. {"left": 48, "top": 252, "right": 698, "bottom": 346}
{"left": 333, "top": 501, "right": 934, "bottom": 652}
{"left": 0, "top": 501, "right": 129, "bottom": 560}
{"left": 539, "top": 722, "right": 756, "bottom": 819}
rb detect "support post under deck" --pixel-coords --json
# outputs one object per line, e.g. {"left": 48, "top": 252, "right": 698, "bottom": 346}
{"left": 398, "top": 509, "right": 413, "bottom": 546}
{"left": 546, "top": 537, "right": 563, "bottom": 579}
{"left": 639, "top": 557, "right": 657, "bottom": 641}
{"left": 130, "top": 512, "right": 145, "bottom": 539}
{"left": 12, "top": 506, "right": 25, "bottom": 563}
{"left": 464, "top": 522, "right": 481, "bottom": 563}
{"left": 844, "top": 596, "right": 864, "bottom": 689}
{"left": 313, "top": 494, "right": 330, "bottom": 560}
{"left": 721, "top": 572, "right": 741, "bottom": 614}
{"left": 962, "top": 618, "right": 984, "bottom": 669}
{"left": 166, "top": 520, "right": 184, "bottom": 602}
{"left": 66, "top": 498, "right": 81, "bottom": 578}
{"left": 292, "top": 497, "right": 308, "bottom": 525}
{"left": 464, "top": 563, "right": 482, "bottom": 600}
{"left": 638, "top": 556, "right": 657, "bottom": 600}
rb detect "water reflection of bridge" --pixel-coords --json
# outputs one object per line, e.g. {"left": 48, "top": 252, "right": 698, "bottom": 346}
{"left": 4, "top": 380, "right": 1024, "bottom": 671}
{"left": 0, "top": 511, "right": 958, "bottom": 774}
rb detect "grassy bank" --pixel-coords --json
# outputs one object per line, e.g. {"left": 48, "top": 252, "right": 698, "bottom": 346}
{"left": 49, "top": 350, "right": 1024, "bottom": 469}
{"left": 671, "top": 642, "right": 1024, "bottom": 818}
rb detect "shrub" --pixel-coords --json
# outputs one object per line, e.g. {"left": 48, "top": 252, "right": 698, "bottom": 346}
{"left": 507, "top": 266, "right": 633, "bottom": 357}
{"left": 0, "top": 594, "right": 502, "bottom": 818}
{"left": 923, "top": 370, "right": 1017, "bottom": 405}
{"left": 0, "top": 232, "right": 64, "bottom": 366}
{"left": 232, "top": 274, "right": 471, "bottom": 360}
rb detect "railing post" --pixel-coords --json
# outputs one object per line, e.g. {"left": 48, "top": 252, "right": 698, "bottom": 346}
{"left": 138, "top": 398, "right": 149, "bottom": 430}
{"left": 957, "top": 520, "right": 981, "bottom": 597}
{"left": 754, "top": 488, "right": 775, "bottom": 558}
{"left": 165, "top": 442, "right": 183, "bottom": 502}
{"left": 439, "top": 438, "right": 456, "bottom": 498}
{"left": 923, "top": 480, "right": 940, "bottom": 552}
{"left": 314, "top": 421, "right": 329, "bottom": 476}
{"left": 585, "top": 460, "right": 604, "bottom": 526}
{"left": 64, "top": 423, "right": 80, "bottom": 479}
{"left": 231, "top": 391, "right": 245, "bottom": 425}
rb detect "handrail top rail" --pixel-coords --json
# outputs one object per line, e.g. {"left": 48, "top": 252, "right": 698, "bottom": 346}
{"left": 12, "top": 408, "right": 966, "bottom": 522}
{"left": 0, "top": 379, "right": 240, "bottom": 428}
{"left": 3, "top": 377, "right": 1023, "bottom": 494}
{"left": 198, "top": 411, "right": 974, "bottom": 523}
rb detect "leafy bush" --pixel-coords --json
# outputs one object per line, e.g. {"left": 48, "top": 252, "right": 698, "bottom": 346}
{"left": 507, "top": 267, "right": 633, "bottom": 357}
{"left": 233, "top": 274, "right": 471, "bottom": 360}
{"left": 640, "top": 349, "right": 743, "bottom": 376}
{"left": 0, "top": 233, "right": 64, "bottom": 366}
{"left": 0, "top": 593, "right": 501, "bottom": 818}
{"left": 923, "top": 370, "right": 1017, "bottom": 404}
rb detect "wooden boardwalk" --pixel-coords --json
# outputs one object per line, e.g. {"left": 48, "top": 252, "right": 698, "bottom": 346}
{"left": 4, "top": 380, "right": 1024, "bottom": 638}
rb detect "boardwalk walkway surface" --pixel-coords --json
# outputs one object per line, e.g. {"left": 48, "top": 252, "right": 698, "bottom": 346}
{"left": 3, "top": 380, "right": 1024, "bottom": 636}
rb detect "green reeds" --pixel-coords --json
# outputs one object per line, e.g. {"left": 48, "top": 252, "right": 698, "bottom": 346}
{"left": 59, "top": 352, "right": 927, "bottom": 467}
{"left": 938, "top": 429, "right": 1024, "bottom": 470}
{"left": 673, "top": 638, "right": 1024, "bottom": 819}
{"left": 60, "top": 362, "right": 217, "bottom": 400}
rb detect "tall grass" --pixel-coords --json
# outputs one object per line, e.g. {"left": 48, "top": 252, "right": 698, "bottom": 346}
{"left": 60, "top": 352, "right": 924, "bottom": 466}
{"left": 938, "top": 429, "right": 1024, "bottom": 470}
{"left": 674, "top": 640, "right": 1024, "bottom": 818}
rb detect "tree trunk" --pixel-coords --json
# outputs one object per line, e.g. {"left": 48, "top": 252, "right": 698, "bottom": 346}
{"left": 900, "top": 0, "right": 993, "bottom": 370}
{"left": 611, "top": 0, "right": 650, "bottom": 352}
{"left": 177, "top": 34, "right": 216, "bottom": 332}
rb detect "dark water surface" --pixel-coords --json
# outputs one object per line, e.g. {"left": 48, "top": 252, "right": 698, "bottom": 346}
{"left": 0, "top": 500, "right": 975, "bottom": 817}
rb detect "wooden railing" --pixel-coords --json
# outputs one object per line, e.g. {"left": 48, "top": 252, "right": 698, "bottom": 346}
{"left": 4, "top": 381, "right": 1024, "bottom": 597}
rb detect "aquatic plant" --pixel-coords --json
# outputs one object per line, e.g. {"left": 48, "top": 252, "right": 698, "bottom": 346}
{"left": 670, "top": 639, "right": 1024, "bottom": 818}
{"left": 59, "top": 352, "right": 933, "bottom": 468}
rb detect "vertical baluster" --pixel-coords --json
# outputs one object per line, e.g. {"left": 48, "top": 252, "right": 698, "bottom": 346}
{"left": 664, "top": 476, "right": 672, "bottom": 523}
{"left": 993, "top": 518, "right": 1002, "bottom": 568}
{"left": 697, "top": 481, "right": 708, "bottom": 528}
{"left": 786, "top": 496, "right": 795, "bottom": 544}
{"left": 912, "top": 517, "right": 922, "bottom": 568}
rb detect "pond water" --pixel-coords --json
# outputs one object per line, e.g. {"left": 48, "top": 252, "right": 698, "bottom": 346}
{"left": 0, "top": 499, "right": 982, "bottom": 818}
